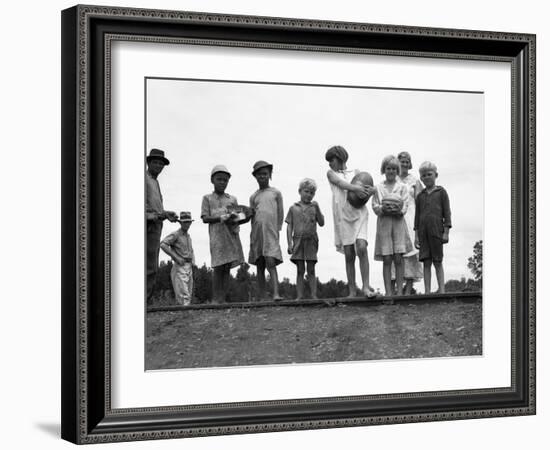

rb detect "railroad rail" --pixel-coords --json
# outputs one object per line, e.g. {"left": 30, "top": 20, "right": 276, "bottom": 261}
{"left": 147, "top": 291, "right": 481, "bottom": 312}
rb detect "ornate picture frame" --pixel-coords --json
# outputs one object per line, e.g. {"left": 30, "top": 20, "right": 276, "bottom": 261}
{"left": 61, "top": 5, "right": 535, "bottom": 444}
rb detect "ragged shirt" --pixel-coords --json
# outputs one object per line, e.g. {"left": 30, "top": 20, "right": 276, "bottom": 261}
{"left": 414, "top": 186, "right": 452, "bottom": 237}
{"left": 285, "top": 202, "right": 320, "bottom": 238}
{"left": 201, "top": 192, "right": 245, "bottom": 268}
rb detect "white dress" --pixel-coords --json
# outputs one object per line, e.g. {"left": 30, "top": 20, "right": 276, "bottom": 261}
{"left": 393, "top": 173, "right": 423, "bottom": 280}
{"left": 328, "top": 169, "right": 369, "bottom": 253}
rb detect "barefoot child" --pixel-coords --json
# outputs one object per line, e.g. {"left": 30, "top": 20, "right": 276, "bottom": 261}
{"left": 249, "top": 160, "right": 284, "bottom": 301}
{"left": 201, "top": 165, "right": 247, "bottom": 303}
{"left": 372, "top": 155, "right": 413, "bottom": 296}
{"left": 325, "top": 145, "right": 376, "bottom": 298}
{"left": 285, "top": 178, "right": 325, "bottom": 299}
{"left": 160, "top": 212, "right": 195, "bottom": 305}
{"left": 414, "top": 161, "right": 452, "bottom": 294}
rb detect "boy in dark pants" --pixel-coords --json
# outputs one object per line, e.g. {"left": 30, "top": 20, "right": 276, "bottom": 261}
{"left": 414, "top": 161, "right": 452, "bottom": 294}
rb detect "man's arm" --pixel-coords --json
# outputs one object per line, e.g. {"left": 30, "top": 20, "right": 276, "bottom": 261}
{"left": 160, "top": 234, "right": 184, "bottom": 265}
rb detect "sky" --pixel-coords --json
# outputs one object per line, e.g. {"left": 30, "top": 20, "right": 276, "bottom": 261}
{"left": 146, "top": 78, "right": 483, "bottom": 292}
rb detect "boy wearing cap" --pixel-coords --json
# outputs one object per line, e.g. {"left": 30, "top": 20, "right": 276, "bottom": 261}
{"left": 146, "top": 148, "right": 178, "bottom": 303}
{"left": 249, "top": 160, "right": 284, "bottom": 301}
{"left": 201, "top": 165, "right": 247, "bottom": 303}
{"left": 160, "top": 212, "right": 195, "bottom": 306}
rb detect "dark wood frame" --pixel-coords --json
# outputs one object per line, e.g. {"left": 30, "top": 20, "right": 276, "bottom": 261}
{"left": 61, "top": 4, "right": 536, "bottom": 444}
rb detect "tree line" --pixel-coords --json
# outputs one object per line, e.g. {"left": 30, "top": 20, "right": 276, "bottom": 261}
{"left": 150, "top": 240, "right": 482, "bottom": 305}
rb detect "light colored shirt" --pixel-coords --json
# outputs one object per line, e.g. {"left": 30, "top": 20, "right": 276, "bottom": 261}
{"left": 372, "top": 180, "right": 409, "bottom": 216}
{"left": 327, "top": 168, "right": 369, "bottom": 252}
{"left": 161, "top": 229, "right": 195, "bottom": 264}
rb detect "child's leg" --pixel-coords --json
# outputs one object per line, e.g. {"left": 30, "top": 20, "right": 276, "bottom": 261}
{"left": 382, "top": 255, "right": 393, "bottom": 296}
{"left": 256, "top": 257, "right": 267, "bottom": 300}
{"left": 221, "top": 264, "right": 231, "bottom": 302}
{"left": 394, "top": 253, "right": 404, "bottom": 296}
{"left": 404, "top": 279, "right": 413, "bottom": 296}
{"left": 265, "top": 256, "right": 282, "bottom": 300}
{"left": 390, "top": 279, "right": 397, "bottom": 295}
{"left": 434, "top": 261, "right": 445, "bottom": 293}
{"left": 295, "top": 260, "right": 305, "bottom": 299}
{"left": 344, "top": 244, "right": 357, "bottom": 297}
{"left": 356, "top": 239, "right": 374, "bottom": 295}
{"left": 212, "top": 266, "right": 224, "bottom": 303}
{"left": 306, "top": 261, "right": 317, "bottom": 299}
{"left": 423, "top": 259, "right": 432, "bottom": 294}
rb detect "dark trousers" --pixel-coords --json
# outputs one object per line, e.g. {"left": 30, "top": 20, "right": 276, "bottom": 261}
{"left": 146, "top": 221, "right": 163, "bottom": 303}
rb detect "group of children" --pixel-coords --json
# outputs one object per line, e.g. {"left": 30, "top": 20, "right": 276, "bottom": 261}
{"left": 160, "top": 147, "right": 451, "bottom": 305}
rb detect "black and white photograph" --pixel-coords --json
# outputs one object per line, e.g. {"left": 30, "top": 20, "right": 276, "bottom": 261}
{"left": 52, "top": 1, "right": 538, "bottom": 446}
{"left": 145, "top": 77, "right": 483, "bottom": 370}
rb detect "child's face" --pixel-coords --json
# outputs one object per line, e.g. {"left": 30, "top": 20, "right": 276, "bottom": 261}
{"left": 420, "top": 169, "right": 437, "bottom": 187}
{"left": 180, "top": 221, "right": 192, "bottom": 232}
{"left": 299, "top": 187, "right": 316, "bottom": 204}
{"left": 212, "top": 172, "right": 230, "bottom": 193}
{"left": 328, "top": 157, "right": 343, "bottom": 171}
{"left": 399, "top": 157, "right": 411, "bottom": 174}
{"left": 254, "top": 168, "right": 271, "bottom": 188}
{"left": 384, "top": 164, "right": 398, "bottom": 181}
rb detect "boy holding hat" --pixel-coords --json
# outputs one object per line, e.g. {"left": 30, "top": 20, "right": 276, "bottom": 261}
{"left": 160, "top": 212, "right": 195, "bottom": 306}
{"left": 146, "top": 148, "right": 178, "bottom": 303}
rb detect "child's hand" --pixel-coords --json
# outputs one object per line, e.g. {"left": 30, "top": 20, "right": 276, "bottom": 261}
{"left": 219, "top": 213, "right": 230, "bottom": 223}
{"left": 225, "top": 212, "right": 238, "bottom": 224}
{"left": 442, "top": 229, "right": 449, "bottom": 244}
{"left": 174, "top": 256, "right": 185, "bottom": 265}
{"left": 353, "top": 184, "right": 370, "bottom": 199}
{"left": 287, "top": 243, "right": 293, "bottom": 255}
{"left": 391, "top": 206, "right": 403, "bottom": 216}
{"left": 312, "top": 201, "right": 322, "bottom": 213}
{"left": 414, "top": 233, "right": 420, "bottom": 249}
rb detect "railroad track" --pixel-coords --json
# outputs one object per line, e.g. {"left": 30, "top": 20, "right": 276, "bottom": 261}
{"left": 147, "top": 291, "right": 481, "bottom": 312}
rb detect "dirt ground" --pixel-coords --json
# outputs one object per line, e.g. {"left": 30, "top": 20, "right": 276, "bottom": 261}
{"left": 145, "top": 300, "right": 482, "bottom": 370}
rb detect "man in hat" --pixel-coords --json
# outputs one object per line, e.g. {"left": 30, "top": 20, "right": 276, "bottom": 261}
{"left": 146, "top": 148, "right": 177, "bottom": 303}
{"left": 160, "top": 212, "right": 195, "bottom": 306}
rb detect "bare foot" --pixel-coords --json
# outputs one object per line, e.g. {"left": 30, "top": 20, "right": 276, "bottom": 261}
{"left": 272, "top": 295, "right": 284, "bottom": 301}
{"left": 363, "top": 288, "right": 377, "bottom": 298}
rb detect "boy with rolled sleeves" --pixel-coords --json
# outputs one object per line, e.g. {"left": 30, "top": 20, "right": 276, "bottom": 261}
{"left": 160, "top": 211, "right": 195, "bottom": 305}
